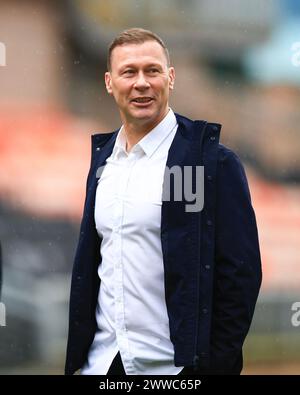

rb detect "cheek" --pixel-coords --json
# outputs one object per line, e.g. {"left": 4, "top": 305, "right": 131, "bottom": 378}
{"left": 158, "top": 86, "right": 170, "bottom": 99}
{"left": 157, "top": 80, "right": 170, "bottom": 95}
{"left": 113, "top": 84, "right": 130, "bottom": 99}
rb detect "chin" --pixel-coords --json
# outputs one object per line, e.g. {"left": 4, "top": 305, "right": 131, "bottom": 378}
{"left": 131, "top": 110, "right": 156, "bottom": 121}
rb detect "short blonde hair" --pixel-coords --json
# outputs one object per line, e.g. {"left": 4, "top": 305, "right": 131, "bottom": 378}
{"left": 107, "top": 27, "right": 170, "bottom": 71}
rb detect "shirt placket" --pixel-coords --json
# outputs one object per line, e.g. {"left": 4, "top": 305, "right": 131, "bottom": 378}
{"left": 113, "top": 152, "right": 137, "bottom": 374}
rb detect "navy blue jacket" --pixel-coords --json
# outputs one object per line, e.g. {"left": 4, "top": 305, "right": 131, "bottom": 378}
{"left": 65, "top": 113, "right": 262, "bottom": 375}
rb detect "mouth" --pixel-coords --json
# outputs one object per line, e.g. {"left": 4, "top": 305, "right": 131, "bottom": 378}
{"left": 130, "top": 97, "right": 154, "bottom": 106}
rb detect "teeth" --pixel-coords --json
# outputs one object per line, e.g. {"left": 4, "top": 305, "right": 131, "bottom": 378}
{"left": 134, "top": 98, "right": 152, "bottom": 103}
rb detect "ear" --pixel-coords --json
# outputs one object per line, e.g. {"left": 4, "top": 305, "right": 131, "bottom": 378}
{"left": 105, "top": 72, "right": 113, "bottom": 95}
{"left": 168, "top": 67, "right": 175, "bottom": 90}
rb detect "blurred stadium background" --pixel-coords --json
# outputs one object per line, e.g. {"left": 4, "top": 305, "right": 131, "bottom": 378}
{"left": 0, "top": 0, "right": 299, "bottom": 374}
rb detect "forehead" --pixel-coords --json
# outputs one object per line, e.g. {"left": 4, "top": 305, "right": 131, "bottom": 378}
{"left": 110, "top": 41, "right": 168, "bottom": 70}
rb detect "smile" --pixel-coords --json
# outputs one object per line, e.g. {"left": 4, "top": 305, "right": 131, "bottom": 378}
{"left": 131, "top": 97, "right": 154, "bottom": 105}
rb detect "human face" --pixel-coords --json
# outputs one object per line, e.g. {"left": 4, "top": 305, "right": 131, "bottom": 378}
{"left": 105, "top": 41, "right": 175, "bottom": 131}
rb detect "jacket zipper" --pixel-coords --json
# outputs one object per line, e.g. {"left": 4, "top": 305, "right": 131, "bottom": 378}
{"left": 193, "top": 121, "right": 208, "bottom": 371}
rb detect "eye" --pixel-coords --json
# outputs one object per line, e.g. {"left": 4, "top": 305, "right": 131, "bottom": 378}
{"left": 123, "top": 69, "right": 135, "bottom": 76}
{"left": 148, "top": 68, "right": 159, "bottom": 74}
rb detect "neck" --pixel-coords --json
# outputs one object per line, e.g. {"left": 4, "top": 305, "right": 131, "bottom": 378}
{"left": 122, "top": 108, "right": 169, "bottom": 152}
{"left": 123, "top": 124, "right": 152, "bottom": 153}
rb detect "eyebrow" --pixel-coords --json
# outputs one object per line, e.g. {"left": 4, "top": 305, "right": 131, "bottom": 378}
{"left": 119, "top": 62, "right": 163, "bottom": 71}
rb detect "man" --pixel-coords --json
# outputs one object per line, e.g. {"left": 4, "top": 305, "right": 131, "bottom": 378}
{"left": 65, "top": 28, "right": 262, "bottom": 375}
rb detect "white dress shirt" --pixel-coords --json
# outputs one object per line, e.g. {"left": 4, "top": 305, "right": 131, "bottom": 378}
{"left": 81, "top": 109, "right": 184, "bottom": 375}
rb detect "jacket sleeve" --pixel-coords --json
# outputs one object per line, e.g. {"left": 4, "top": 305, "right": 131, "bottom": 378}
{"left": 208, "top": 146, "right": 262, "bottom": 374}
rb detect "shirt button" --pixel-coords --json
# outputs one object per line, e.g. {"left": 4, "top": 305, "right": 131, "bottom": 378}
{"left": 207, "top": 175, "right": 213, "bottom": 181}
{"left": 205, "top": 265, "right": 211, "bottom": 270}
{"left": 202, "top": 308, "right": 208, "bottom": 314}
{"left": 210, "top": 136, "right": 216, "bottom": 141}
{"left": 206, "top": 220, "right": 212, "bottom": 226}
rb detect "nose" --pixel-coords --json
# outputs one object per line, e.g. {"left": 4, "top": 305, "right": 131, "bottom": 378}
{"left": 133, "top": 71, "right": 150, "bottom": 90}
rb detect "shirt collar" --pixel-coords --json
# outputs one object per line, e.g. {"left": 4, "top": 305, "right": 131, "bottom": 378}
{"left": 113, "top": 108, "right": 177, "bottom": 159}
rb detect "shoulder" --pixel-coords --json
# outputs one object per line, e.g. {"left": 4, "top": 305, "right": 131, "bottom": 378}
{"left": 218, "top": 143, "right": 241, "bottom": 162}
{"left": 217, "top": 144, "right": 245, "bottom": 174}
{"left": 174, "top": 112, "right": 222, "bottom": 144}
{"left": 216, "top": 144, "right": 251, "bottom": 198}
{"left": 92, "top": 130, "right": 118, "bottom": 147}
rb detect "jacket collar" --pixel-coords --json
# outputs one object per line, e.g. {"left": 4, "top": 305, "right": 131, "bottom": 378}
{"left": 90, "top": 113, "right": 221, "bottom": 176}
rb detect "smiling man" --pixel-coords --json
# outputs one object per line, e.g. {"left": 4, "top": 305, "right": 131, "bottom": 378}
{"left": 104, "top": 33, "right": 175, "bottom": 152}
{"left": 65, "top": 28, "right": 262, "bottom": 375}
